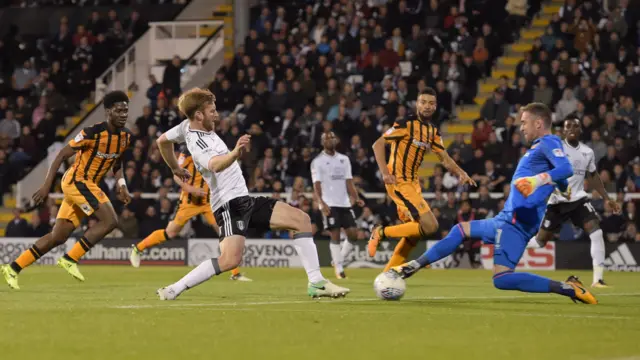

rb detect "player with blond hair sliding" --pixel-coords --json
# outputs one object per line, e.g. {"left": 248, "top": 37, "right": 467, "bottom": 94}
{"left": 154, "top": 88, "right": 349, "bottom": 299}
{"left": 129, "top": 144, "right": 251, "bottom": 282}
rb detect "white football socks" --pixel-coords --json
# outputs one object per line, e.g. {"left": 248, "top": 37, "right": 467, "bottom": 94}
{"left": 293, "top": 232, "right": 325, "bottom": 283}
{"left": 172, "top": 258, "right": 221, "bottom": 294}
{"left": 590, "top": 229, "right": 605, "bottom": 284}
{"left": 341, "top": 240, "right": 355, "bottom": 261}
{"left": 329, "top": 242, "right": 344, "bottom": 273}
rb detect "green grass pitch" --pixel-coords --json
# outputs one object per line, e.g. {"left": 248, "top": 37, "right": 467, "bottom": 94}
{"left": 1, "top": 266, "right": 639, "bottom": 360}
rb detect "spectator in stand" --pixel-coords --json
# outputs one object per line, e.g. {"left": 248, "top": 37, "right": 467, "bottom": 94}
{"left": 5, "top": 209, "right": 29, "bottom": 237}
{"left": 480, "top": 88, "right": 510, "bottom": 127}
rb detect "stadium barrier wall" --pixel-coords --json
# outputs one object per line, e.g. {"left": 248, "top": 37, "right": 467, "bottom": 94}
{"left": 2, "top": 238, "right": 639, "bottom": 271}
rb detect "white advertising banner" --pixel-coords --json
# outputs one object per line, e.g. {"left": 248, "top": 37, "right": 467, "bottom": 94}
{"left": 0, "top": 238, "right": 74, "bottom": 265}
{"left": 187, "top": 239, "right": 302, "bottom": 268}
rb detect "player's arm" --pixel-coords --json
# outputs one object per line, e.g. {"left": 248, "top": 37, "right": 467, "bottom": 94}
{"left": 373, "top": 122, "right": 406, "bottom": 184}
{"left": 345, "top": 158, "right": 364, "bottom": 207}
{"left": 173, "top": 175, "right": 206, "bottom": 196}
{"left": 310, "top": 159, "right": 330, "bottom": 215}
{"left": 157, "top": 133, "right": 185, "bottom": 177}
{"left": 372, "top": 135, "right": 394, "bottom": 184}
{"left": 431, "top": 128, "right": 476, "bottom": 186}
{"left": 540, "top": 138, "right": 573, "bottom": 181}
{"left": 587, "top": 171, "right": 621, "bottom": 213}
{"left": 434, "top": 149, "right": 476, "bottom": 187}
{"left": 207, "top": 135, "right": 250, "bottom": 172}
{"left": 515, "top": 137, "right": 573, "bottom": 197}
{"left": 32, "top": 144, "right": 76, "bottom": 204}
{"left": 113, "top": 161, "right": 131, "bottom": 204}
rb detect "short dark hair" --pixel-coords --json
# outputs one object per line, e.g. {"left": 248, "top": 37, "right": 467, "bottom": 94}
{"left": 104, "top": 90, "right": 129, "bottom": 109}
{"left": 521, "top": 102, "right": 552, "bottom": 128}
{"left": 419, "top": 87, "right": 437, "bottom": 97}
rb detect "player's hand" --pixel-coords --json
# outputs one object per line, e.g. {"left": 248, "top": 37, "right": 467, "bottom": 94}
{"left": 514, "top": 173, "right": 550, "bottom": 198}
{"left": 190, "top": 187, "right": 208, "bottom": 197}
{"left": 116, "top": 185, "right": 132, "bottom": 205}
{"left": 382, "top": 173, "right": 396, "bottom": 185}
{"left": 608, "top": 199, "right": 621, "bottom": 214}
{"left": 320, "top": 201, "right": 331, "bottom": 217}
{"left": 553, "top": 186, "right": 571, "bottom": 200}
{"left": 458, "top": 171, "right": 477, "bottom": 187}
{"left": 32, "top": 186, "right": 49, "bottom": 205}
{"left": 234, "top": 135, "right": 251, "bottom": 155}
{"left": 355, "top": 198, "right": 365, "bottom": 207}
{"left": 172, "top": 167, "right": 191, "bottom": 182}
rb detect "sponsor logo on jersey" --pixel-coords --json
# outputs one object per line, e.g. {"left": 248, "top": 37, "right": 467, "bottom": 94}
{"left": 552, "top": 148, "right": 565, "bottom": 157}
{"left": 74, "top": 132, "right": 84, "bottom": 142}
{"left": 412, "top": 139, "right": 431, "bottom": 150}
{"left": 96, "top": 151, "right": 120, "bottom": 159}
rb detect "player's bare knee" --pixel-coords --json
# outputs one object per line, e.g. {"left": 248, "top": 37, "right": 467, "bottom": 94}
{"left": 419, "top": 217, "right": 438, "bottom": 235}
{"left": 292, "top": 209, "right": 312, "bottom": 233}
{"left": 584, "top": 220, "right": 599, "bottom": 234}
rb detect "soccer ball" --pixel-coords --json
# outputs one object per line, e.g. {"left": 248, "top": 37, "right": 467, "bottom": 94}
{"left": 374, "top": 271, "right": 406, "bottom": 300}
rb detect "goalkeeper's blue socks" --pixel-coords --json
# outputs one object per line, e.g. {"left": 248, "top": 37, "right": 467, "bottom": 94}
{"left": 416, "top": 224, "right": 466, "bottom": 267}
{"left": 492, "top": 271, "right": 576, "bottom": 297}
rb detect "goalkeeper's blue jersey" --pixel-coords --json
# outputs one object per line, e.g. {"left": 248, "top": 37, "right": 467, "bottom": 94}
{"left": 502, "top": 134, "right": 572, "bottom": 235}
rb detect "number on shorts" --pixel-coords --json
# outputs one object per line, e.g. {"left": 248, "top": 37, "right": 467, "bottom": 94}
{"left": 495, "top": 229, "right": 503, "bottom": 249}
{"left": 584, "top": 202, "right": 596, "bottom": 214}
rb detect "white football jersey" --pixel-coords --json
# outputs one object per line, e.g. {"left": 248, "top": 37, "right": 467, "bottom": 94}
{"left": 548, "top": 140, "right": 596, "bottom": 205}
{"left": 164, "top": 120, "right": 248, "bottom": 211}
{"left": 310, "top": 151, "right": 353, "bottom": 208}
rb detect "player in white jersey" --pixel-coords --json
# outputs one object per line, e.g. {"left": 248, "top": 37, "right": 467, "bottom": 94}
{"left": 153, "top": 88, "right": 349, "bottom": 300}
{"left": 531, "top": 118, "right": 621, "bottom": 287}
{"left": 311, "top": 132, "right": 365, "bottom": 279}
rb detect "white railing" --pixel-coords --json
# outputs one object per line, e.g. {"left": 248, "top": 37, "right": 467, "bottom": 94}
{"left": 94, "top": 20, "right": 223, "bottom": 103}
{"left": 148, "top": 20, "right": 224, "bottom": 90}
{"left": 149, "top": 20, "right": 223, "bottom": 60}
{"left": 46, "top": 192, "right": 639, "bottom": 203}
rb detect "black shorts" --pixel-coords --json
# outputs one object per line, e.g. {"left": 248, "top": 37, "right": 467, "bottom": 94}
{"left": 213, "top": 196, "right": 278, "bottom": 239}
{"left": 322, "top": 206, "right": 357, "bottom": 230}
{"left": 540, "top": 198, "right": 599, "bottom": 233}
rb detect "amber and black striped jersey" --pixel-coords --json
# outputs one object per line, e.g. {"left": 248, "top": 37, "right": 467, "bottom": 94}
{"left": 178, "top": 145, "right": 210, "bottom": 204}
{"left": 67, "top": 122, "right": 132, "bottom": 183}
{"left": 383, "top": 118, "right": 444, "bottom": 182}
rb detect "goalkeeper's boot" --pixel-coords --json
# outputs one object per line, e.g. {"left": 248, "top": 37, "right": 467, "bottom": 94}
{"left": 57, "top": 257, "right": 85, "bottom": 282}
{"left": 367, "top": 225, "right": 384, "bottom": 257}
{"left": 1, "top": 265, "right": 20, "bottom": 290}
{"left": 129, "top": 245, "right": 142, "bottom": 268}
{"left": 390, "top": 260, "right": 424, "bottom": 279}
{"left": 308, "top": 280, "right": 350, "bottom": 299}
{"left": 592, "top": 279, "right": 610, "bottom": 288}
{"left": 566, "top": 275, "right": 598, "bottom": 304}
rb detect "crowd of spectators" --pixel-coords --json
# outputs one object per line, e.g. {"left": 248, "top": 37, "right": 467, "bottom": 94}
{"left": 4, "top": 0, "right": 640, "bottom": 243}
{"left": 0, "top": 1, "right": 175, "bottom": 203}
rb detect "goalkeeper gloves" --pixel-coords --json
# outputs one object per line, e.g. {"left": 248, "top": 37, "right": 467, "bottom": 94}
{"left": 514, "top": 173, "right": 551, "bottom": 198}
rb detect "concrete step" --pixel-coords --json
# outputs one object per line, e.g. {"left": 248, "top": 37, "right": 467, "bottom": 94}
{"left": 543, "top": 5, "right": 561, "bottom": 15}
{"left": 521, "top": 29, "right": 544, "bottom": 40}
{"left": 491, "top": 69, "right": 516, "bottom": 80}
{"left": 499, "top": 56, "right": 523, "bottom": 66}
{"left": 510, "top": 42, "right": 533, "bottom": 53}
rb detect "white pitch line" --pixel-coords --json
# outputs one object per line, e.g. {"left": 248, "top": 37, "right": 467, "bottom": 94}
{"left": 112, "top": 307, "right": 632, "bottom": 320}
{"left": 112, "top": 292, "right": 640, "bottom": 310}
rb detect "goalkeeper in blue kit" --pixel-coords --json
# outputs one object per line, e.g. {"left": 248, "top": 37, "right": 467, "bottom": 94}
{"left": 392, "top": 103, "right": 597, "bottom": 304}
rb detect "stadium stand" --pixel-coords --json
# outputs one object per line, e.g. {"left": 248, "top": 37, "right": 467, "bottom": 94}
{"left": 0, "top": 0, "right": 188, "bottom": 232}
{"left": 2, "top": 0, "right": 639, "bottom": 244}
